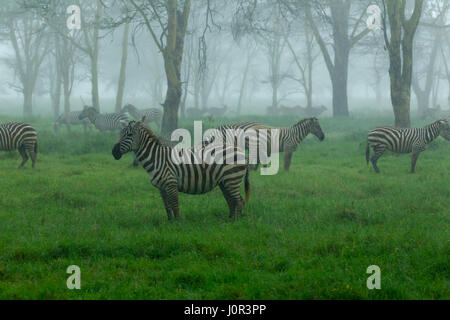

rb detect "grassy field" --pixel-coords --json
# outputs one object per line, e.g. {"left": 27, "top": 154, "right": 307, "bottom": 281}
{"left": 0, "top": 116, "right": 448, "bottom": 299}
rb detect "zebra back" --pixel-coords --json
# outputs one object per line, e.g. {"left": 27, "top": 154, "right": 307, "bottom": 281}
{"left": 122, "top": 104, "right": 162, "bottom": 123}
{"left": 0, "top": 122, "right": 37, "bottom": 152}
{"left": 140, "top": 108, "right": 163, "bottom": 123}
{"left": 367, "top": 120, "right": 445, "bottom": 153}
{"left": 117, "top": 123, "right": 247, "bottom": 194}
{"left": 56, "top": 111, "right": 90, "bottom": 125}
{"left": 95, "top": 113, "right": 128, "bottom": 131}
{"left": 80, "top": 107, "right": 127, "bottom": 131}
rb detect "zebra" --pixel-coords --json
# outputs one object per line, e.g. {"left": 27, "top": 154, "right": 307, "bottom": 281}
{"left": 54, "top": 110, "right": 92, "bottom": 133}
{"left": 78, "top": 106, "right": 128, "bottom": 132}
{"left": 203, "top": 118, "right": 325, "bottom": 171}
{"left": 121, "top": 104, "right": 162, "bottom": 131}
{"left": 366, "top": 119, "right": 449, "bottom": 173}
{"left": 112, "top": 118, "right": 251, "bottom": 220}
{"left": 0, "top": 122, "right": 38, "bottom": 168}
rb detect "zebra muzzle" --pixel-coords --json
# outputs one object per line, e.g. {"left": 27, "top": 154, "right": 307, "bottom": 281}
{"left": 112, "top": 144, "right": 122, "bottom": 160}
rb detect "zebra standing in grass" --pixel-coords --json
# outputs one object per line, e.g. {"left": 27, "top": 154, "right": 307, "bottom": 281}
{"left": 112, "top": 118, "right": 250, "bottom": 220}
{"left": 204, "top": 118, "right": 325, "bottom": 171}
{"left": 54, "top": 110, "right": 92, "bottom": 133}
{"left": 366, "top": 119, "right": 449, "bottom": 173}
{"left": 78, "top": 106, "right": 128, "bottom": 132}
{"left": 0, "top": 122, "right": 38, "bottom": 168}
{"left": 121, "top": 104, "right": 162, "bottom": 131}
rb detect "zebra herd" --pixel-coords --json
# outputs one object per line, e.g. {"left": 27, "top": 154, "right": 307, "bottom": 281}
{"left": 0, "top": 105, "right": 449, "bottom": 220}
{"left": 53, "top": 104, "right": 163, "bottom": 133}
{"left": 202, "top": 118, "right": 325, "bottom": 171}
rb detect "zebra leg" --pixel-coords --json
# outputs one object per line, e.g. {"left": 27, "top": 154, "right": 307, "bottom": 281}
{"left": 370, "top": 146, "right": 385, "bottom": 173}
{"left": 160, "top": 190, "right": 173, "bottom": 220}
{"left": 29, "top": 149, "right": 37, "bottom": 168}
{"left": 18, "top": 145, "right": 29, "bottom": 168}
{"left": 284, "top": 151, "right": 293, "bottom": 171}
{"left": 161, "top": 186, "right": 179, "bottom": 220}
{"left": 131, "top": 154, "right": 139, "bottom": 167}
{"left": 410, "top": 151, "right": 422, "bottom": 173}
{"left": 219, "top": 182, "right": 243, "bottom": 218}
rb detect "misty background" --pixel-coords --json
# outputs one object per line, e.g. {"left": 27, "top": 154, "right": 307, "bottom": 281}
{"left": 0, "top": 0, "right": 448, "bottom": 128}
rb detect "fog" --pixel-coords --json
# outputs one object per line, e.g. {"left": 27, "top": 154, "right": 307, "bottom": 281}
{"left": 0, "top": 0, "right": 449, "bottom": 124}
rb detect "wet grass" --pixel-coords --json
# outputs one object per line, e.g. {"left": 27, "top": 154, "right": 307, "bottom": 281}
{"left": 0, "top": 116, "right": 448, "bottom": 299}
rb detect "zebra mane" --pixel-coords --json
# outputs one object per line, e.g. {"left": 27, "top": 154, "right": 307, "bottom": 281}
{"left": 140, "top": 125, "right": 163, "bottom": 145}
{"left": 293, "top": 117, "right": 317, "bottom": 127}
{"left": 426, "top": 119, "right": 447, "bottom": 128}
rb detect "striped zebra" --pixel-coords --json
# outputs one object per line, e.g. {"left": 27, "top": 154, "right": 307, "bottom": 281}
{"left": 121, "top": 104, "right": 162, "bottom": 131}
{"left": 78, "top": 106, "right": 128, "bottom": 132}
{"left": 0, "top": 122, "right": 38, "bottom": 168}
{"left": 366, "top": 119, "right": 449, "bottom": 173}
{"left": 54, "top": 110, "right": 92, "bottom": 133}
{"left": 203, "top": 118, "right": 325, "bottom": 171}
{"left": 112, "top": 118, "right": 250, "bottom": 220}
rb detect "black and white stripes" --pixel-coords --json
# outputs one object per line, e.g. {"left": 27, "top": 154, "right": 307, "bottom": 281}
{"left": 121, "top": 104, "right": 162, "bottom": 130}
{"left": 78, "top": 107, "right": 128, "bottom": 132}
{"left": 54, "top": 111, "right": 92, "bottom": 132}
{"left": 204, "top": 118, "right": 325, "bottom": 171}
{"left": 366, "top": 119, "right": 449, "bottom": 173}
{"left": 112, "top": 119, "right": 250, "bottom": 219}
{"left": 0, "top": 122, "right": 38, "bottom": 168}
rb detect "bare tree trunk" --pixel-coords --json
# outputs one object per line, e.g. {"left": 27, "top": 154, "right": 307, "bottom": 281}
{"left": 305, "top": 1, "right": 369, "bottom": 118}
{"left": 332, "top": 40, "right": 350, "bottom": 116}
{"left": 160, "top": 0, "right": 191, "bottom": 136}
{"left": 90, "top": 1, "right": 102, "bottom": 111}
{"left": 441, "top": 37, "right": 450, "bottom": 107}
{"left": 115, "top": 21, "right": 130, "bottom": 112}
{"left": 412, "top": 32, "right": 439, "bottom": 114}
{"left": 237, "top": 53, "right": 251, "bottom": 115}
{"left": 384, "top": 0, "right": 423, "bottom": 127}
{"left": 91, "top": 55, "right": 100, "bottom": 110}
{"left": 23, "top": 84, "right": 33, "bottom": 117}
{"left": 432, "top": 74, "right": 439, "bottom": 108}
{"left": 306, "top": 41, "right": 313, "bottom": 108}
{"left": 50, "top": 59, "right": 62, "bottom": 118}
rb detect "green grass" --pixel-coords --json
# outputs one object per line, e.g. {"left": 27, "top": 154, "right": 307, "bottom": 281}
{"left": 0, "top": 116, "right": 448, "bottom": 299}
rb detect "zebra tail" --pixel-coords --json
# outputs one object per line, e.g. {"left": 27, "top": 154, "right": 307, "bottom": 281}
{"left": 34, "top": 141, "right": 38, "bottom": 154}
{"left": 244, "top": 166, "right": 250, "bottom": 202}
{"left": 365, "top": 143, "right": 370, "bottom": 165}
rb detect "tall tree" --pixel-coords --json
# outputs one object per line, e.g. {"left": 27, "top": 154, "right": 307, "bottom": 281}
{"left": 115, "top": 18, "right": 131, "bottom": 112}
{"left": 382, "top": 0, "right": 424, "bottom": 127}
{"left": 412, "top": 0, "right": 449, "bottom": 116}
{"left": 47, "top": 0, "right": 103, "bottom": 111}
{"left": 442, "top": 34, "right": 450, "bottom": 108}
{"left": 0, "top": 2, "right": 49, "bottom": 116}
{"left": 303, "top": 0, "right": 371, "bottom": 117}
{"left": 283, "top": 17, "right": 319, "bottom": 108}
{"left": 129, "top": 0, "right": 191, "bottom": 136}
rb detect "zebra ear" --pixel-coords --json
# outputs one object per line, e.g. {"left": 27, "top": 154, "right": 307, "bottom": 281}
{"left": 140, "top": 116, "right": 146, "bottom": 123}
